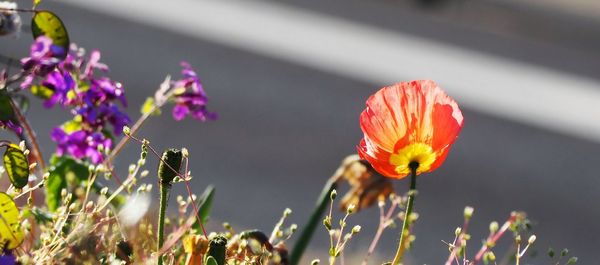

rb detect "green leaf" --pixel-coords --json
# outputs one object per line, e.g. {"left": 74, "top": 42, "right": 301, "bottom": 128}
{"left": 205, "top": 256, "right": 218, "bottom": 265}
{"left": 45, "top": 156, "right": 89, "bottom": 212}
{"left": 4, "top": 144, "right": 29, "bottom": 189}
{"left": 31, "top": 11, "right": 69, "bottom": 58}
{"left": 140, "top": 97, "right": 161, "bottom": 116}
{"left": 0, "top": 94, "right": 15, "bottom": 122}
{"left": 0, "top": 192, "right": 24, "bottom": 249}
{"left": 192, "top": 185, "right": 215, "bottom": 230}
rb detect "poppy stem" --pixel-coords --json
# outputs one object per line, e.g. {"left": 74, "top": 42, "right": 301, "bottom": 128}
{"left": 157, "top": 183, "right": 169, "bottom": 265}
{"left": 391, "top": 162, "right": 419, "bottom": 265}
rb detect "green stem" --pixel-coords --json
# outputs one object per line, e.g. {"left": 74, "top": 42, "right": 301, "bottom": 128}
{"left": 157, "top": 183, "right": 170, "bottom": 265}
{"left": 290, "top": 178, "right": 338, "bottom": 265}
{"left": 391, "top": 163, "right": 418, "bottom": 265}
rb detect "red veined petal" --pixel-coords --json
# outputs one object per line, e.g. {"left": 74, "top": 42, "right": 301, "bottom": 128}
{"left": 358, "top": 138, "right": 407, "bottom": 179}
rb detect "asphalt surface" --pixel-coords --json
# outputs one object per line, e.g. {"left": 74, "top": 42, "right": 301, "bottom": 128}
{"left": 1, "top": 1, "right": 599, "bottom": 264}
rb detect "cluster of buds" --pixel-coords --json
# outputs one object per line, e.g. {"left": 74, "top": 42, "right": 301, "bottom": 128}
{"left": 323, "top": 189, "right": 361, "bottom": 264}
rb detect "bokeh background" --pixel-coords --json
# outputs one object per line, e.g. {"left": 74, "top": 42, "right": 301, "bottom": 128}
{"left": 2, "top": 0, "right": 600, "bottom": 263}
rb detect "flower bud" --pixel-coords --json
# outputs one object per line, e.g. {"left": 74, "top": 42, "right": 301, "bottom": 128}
{"left": 484, "top": 251, "right": 496, "bottom": 262}
{"left": 455, "top": 227, "right": 462, "bottom": 236}
{"left": 528, "top": 235, "right": 536, "bottom": 245}
{"left": 346, "top": 204, "right": 355, "bottom": 214}
{"left": 85, "top": 201, "right": 94, "bottom": 212}
{"left": 351, "top": 225, "right": 361, "bottom": 234}
{"left": 323, "top": 216, "right": 332, "bottom": 230}
{"left": 463, "top": 206, "right": 474, "bottom": 219}
{"left": 489, "top": 221, "right": 499, "bottom": 233}
{"left": 330, "top": 189, "right": 337, "bottom": 200}
{"left": 157, "top": 148, "right": 182, "bottom": 186}
{"left": 207, "top": 235, "right": 227, "bottom": 265}
{"left": 18, "top": 141, "right": 25, "bottom": 151}
{"left": 128, "top": 164, "right": 136, "bottom": 174}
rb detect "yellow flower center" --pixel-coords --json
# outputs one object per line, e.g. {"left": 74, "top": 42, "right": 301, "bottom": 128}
{"left": 389, "top": 143, "right": 436, "bottom": 175}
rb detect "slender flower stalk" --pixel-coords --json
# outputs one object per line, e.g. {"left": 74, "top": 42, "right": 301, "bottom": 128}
{"left": 362, "top": 197, "right": 399, "bottom": 265}
{"left": 391, "top": 162, "right": 418, "bottom": 265}
{"left": 105, "top": 105, "right": 156, "bottom": 165}
{"left": 290, "top": 176, "right": 339, "bottom": 265}
{"left": 470, "top": 213, "right": 518, "bottom": 265}
{"left": 444, "top": 211, "right": 472, "bottom": 265}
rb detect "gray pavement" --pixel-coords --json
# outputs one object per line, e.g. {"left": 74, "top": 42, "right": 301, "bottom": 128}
{"left": 1, "top": 1, "right": 599, "bottom": 264}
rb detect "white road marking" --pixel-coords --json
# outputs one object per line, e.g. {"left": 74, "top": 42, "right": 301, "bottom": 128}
{"left": 60, "top": 0, "right": 600, "bottom": 142}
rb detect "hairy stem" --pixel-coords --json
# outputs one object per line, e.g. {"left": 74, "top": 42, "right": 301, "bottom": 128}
{"left": 391, "top": 163, "right": 418, "bottom": 265}
{"left": 157, "top": 183, "right": 169, "bottom": 265}
{"left": 362, "top": 200, "right": 398, "bottom": 265}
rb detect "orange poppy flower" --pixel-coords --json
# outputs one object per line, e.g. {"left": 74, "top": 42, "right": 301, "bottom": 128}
{"left": 358, "top": 80, "right": 464, "bottom": 179}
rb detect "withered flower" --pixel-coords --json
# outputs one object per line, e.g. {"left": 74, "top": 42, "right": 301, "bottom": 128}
{"left": 335, "top": 154, "right": 394, "bottom": 213}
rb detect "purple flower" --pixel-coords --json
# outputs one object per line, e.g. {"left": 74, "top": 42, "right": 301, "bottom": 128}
{"left": 18, "top": 37, "right": 129, "bottom": 164}
{"left": 171, "top": 62, "right": 217, "bottom": 121}
{"left": 83, "top": 50, "right": 108, "bottom": 78}
{"left": 20, "top": 36, "right": 66, "bottom": 88}
{"left": 0, "top": 249, "right": 16, "bottom": 265}
{"left": 172, "top": 92, "right": 217, "bottom": 121}
{"left": 41, "top": 70, "right": 75, "bottom": 108}
{"left": 87, "top": 77, "right": 127, "bottom": 107}
{"left": 0, "top": 120, "right": 22, "bottom": 135}
{"left": 51, "top": 128, "right": 112, "bottom": 164}
{"left": 76, "top": 102, "right": 130, "bottom": 134}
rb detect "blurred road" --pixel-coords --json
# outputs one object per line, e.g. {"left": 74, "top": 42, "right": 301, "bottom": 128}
{"left": 2, "top": 0, "right": 600, "bottom": 264}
